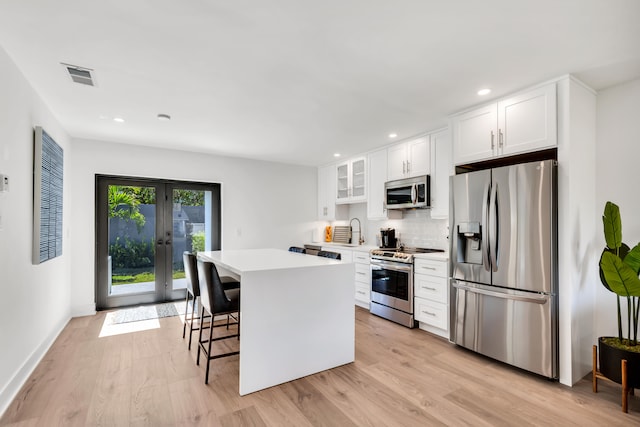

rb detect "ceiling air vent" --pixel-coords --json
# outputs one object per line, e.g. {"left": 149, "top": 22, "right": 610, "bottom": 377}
{"left": 61, "top": 63, "right": 96, "bottom": 86}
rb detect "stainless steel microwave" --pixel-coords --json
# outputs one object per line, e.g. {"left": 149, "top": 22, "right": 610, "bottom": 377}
{"left": 384, "top": 175, "right": 430, "bottom": 209}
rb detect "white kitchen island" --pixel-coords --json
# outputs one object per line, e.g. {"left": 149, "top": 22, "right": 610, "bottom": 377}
{"left": 198, "top": 248, "right": 355, "bottom": 395}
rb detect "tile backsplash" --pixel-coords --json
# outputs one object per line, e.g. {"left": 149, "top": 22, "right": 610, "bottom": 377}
{"left": 383, "top": 209, "right": 449, "bottom": 250}
{"left": 325, "top": 203, "right": 449, "bottom": 250}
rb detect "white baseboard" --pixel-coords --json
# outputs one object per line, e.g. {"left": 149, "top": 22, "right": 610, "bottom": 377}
{"left": 0, "top": 315, "right": 70, "bottom": 418}
{"left": 71, "top": 303, "right": 96, "bottom": 318}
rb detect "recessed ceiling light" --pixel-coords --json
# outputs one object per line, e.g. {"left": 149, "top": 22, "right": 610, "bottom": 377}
{"left": 157, "top": 113, "right": 171, "bottom": 121}
{"left": 113, "top": 117, "right": 125, "bottom": 123}
{"left": 389, "top": 133, "right": 398, "bottom": 139}
{"left": 333, "top": 153, "right": 341, "bottom": 158}
{"left": 477, "top": 88, "right": 491, "bottom": 96}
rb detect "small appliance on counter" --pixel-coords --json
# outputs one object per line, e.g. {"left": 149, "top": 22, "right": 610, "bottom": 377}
{"left": 380, "top": 228, "right": 397, "bottom": 248}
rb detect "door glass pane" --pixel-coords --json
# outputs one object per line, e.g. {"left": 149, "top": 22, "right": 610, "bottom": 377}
{"left": 172, "top": 188, "right": 209, "bottom": 291}
{"left": 352, "top": 159, "right": 365, "bottom": 198}
{"left": 108, "top": 185, "right": 156, "bottom": 296}
{"left": 336, "top": 164, "right": 349, "bottom": 199}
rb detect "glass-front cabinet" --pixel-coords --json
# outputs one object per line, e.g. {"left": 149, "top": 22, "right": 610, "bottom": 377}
{"left": 336, "top": 157, "right": 366, "bottom": 204}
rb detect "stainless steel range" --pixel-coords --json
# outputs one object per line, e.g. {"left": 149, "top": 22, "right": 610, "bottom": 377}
{"left": 370, "top": 247, "right": 445, "bottom": 328}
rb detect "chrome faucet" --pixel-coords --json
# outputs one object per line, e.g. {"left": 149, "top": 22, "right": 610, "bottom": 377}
{"left": 349, "top": 217, "right": 364, "bottom": 245}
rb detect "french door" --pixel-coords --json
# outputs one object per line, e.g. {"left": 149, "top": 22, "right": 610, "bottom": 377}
{"left": 96, "top": 176, "right": 221, "bottom": 310}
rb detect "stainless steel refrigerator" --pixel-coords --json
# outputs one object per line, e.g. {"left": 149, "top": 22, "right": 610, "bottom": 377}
{"left": 449, "top": 159, "right": 558, "bottom": 379}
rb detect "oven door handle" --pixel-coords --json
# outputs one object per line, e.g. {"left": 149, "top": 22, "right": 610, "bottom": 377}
{"left": 371, "top": 259, "right": 413, "bottom": 273}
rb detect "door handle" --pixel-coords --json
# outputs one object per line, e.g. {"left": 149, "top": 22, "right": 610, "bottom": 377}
{"left": 156, "top": 238, "right": 164, "bottom": 245}
{"left": 452, "top": 281, "right": 549, "bottom": 304}
{"left": 489, "top": 182, "right": 498, "bottom": 272}
{"left": 481, "top": 181, "right": 491, "bottom": 272}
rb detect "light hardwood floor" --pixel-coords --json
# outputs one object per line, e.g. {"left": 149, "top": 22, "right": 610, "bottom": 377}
{"left": 2, "top": 306, "right": 639, "bottom": 426}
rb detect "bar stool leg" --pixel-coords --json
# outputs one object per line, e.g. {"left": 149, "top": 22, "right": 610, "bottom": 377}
{"left": 182, "top": 290, "right": 190, "bottom": 339}
{"left": 196, "top": 305, "right": 205, "bottom": 366}
{"left": 188, "top": 294, "right": 197, "bottom": 350}
{"left": 205, "top": 313, "right": 214, "bottom": 384}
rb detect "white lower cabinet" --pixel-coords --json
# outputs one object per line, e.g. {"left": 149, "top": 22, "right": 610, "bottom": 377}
{"left": 414, "top": 298, "right": 447, "bottom": 330}
{"left": 321, "top": 247, "right": 371, "bottom": 308}
{"left": 414, "top": 258, "right": 449, "bottom": 338}
{"left": 354, "top": 250, "right": 371, "bottom": 308}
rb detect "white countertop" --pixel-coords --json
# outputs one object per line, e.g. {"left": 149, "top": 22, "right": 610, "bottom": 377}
{"left": 199, "top": 248, "right": 343, "bottom": 276}
{"left": 305, "top": 242, "right": 449, "bottom": 259}
{"left": 308, "top": 242, "right": 378, "bottom": 252}
{"left": 413, "top": 252, "right": 449, "bottom": 261}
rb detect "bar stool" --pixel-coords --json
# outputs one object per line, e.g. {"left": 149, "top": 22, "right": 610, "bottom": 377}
{"left": 317, "top": 250, "right": 341, "bottom": 260}
{"left": 196, "top": 259, "right": 240, "bottom": 384}
{"left": 182, "top": 252, "right": 239, "bottom": 350}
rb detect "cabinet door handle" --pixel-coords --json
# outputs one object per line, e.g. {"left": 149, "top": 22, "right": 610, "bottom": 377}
{"left": 356, "top": 272, "right": 367, "bottom": 276}
{"left": 421, "top": 286, "right": 437, "bottom": 291}
{"left": 402, "top": 161, "right": 406, "bottom": 174}
{"left": 491, "top": 130, "right": 495, "bottom": 149}
{"left": 406, "top": 161, "right": 410, "bottom": 173}
{"left": 421, "top": 266, "right": 437, "bottom": 270}
{"left": 498, "top": 129, "right": 504, "bottom": 148}
{"left": 357, "top": 290, "right": 366, "bottom": 295}
{"left": 422, "top": 310, "right": 436, "bottom": 317}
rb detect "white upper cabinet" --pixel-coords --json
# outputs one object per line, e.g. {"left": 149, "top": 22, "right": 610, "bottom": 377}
{"left": 318, "top": 164, "right": 335, "bottom": 220}
{"left": 318, "top": 164, "right": 347, "bottom": 220}
{"left": 451, "top": 83, "right": 557, "bottom": 165}
{"left": 451, "top": 104, "right": 497, "bottom": 164}
{"left": 407, "top": 137, "right": 431, "bottom": 177}
{"left": 336, "top": 157, "right": 366, "bottom": 204}
{"left": 498, "top": 84, "right": 557, "bottom": 157}
{"left": 387, "top": 136, "right": 430, "bottom": 181}
{"left": 429, "top": 129, "right": 450, "bottom": 219}
{"left": 367, "top": 149, "right": 401, "bottom": 220}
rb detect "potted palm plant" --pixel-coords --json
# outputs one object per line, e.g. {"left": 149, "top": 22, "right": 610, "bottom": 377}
{"left": 598, "top": 201, "right": 640, "bottom": 387}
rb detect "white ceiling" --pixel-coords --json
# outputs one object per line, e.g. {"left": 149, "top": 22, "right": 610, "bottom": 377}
{"left": 1, "top": 0, "right": 639, "bottom": 166}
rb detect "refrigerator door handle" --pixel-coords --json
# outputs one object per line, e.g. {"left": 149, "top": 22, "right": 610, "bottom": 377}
{"left": 489, "top": 181, "right": 499, "bottom": 272}
{"left": 481, "top": 180, "right": 491, "bottom": 271}
{"left": 452, "top": 281, "right": 549, "bottom": 304}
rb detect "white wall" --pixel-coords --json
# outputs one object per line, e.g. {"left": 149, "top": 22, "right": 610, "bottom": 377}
{"left": 594, "top": 77, "right": 640, "bottom": 339}
{"left": 68, "top": 138, "right": 317, "bottom": 315}
{"left": 0, "top": 47, "right": 72, "bottom": 415}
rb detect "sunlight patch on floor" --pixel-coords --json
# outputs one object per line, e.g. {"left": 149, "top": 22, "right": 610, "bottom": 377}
{"left": 99, "top": 314, "right": 160, "bottom": 337}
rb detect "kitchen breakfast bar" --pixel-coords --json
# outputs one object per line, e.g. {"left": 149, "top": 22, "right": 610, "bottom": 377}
{"left": 197, "top": 248, "right": 355, "bottom": 395}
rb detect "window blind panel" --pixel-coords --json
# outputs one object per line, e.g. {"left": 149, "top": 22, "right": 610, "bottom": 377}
{"left": 33, "top": 126, "right": 64, "bottom": 264}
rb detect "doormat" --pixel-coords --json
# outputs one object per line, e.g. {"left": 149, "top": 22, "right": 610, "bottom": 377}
{"left": 106, "top": 301, "right": 189, "bottom": 325}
